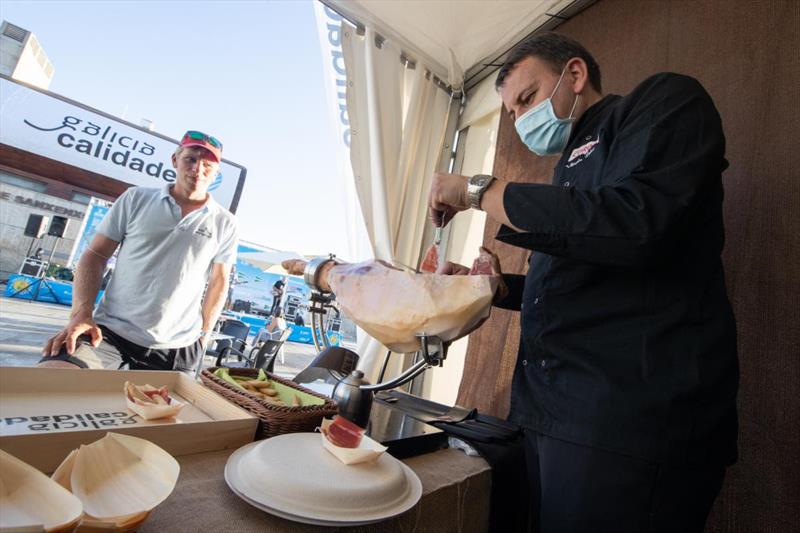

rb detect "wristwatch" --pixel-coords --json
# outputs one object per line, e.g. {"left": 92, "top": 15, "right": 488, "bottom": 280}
{"left": 467, "top": 174, "right": 497, "bottom": 210}
{"left": 304, "top": 254, "right": 341, "bottom": 293}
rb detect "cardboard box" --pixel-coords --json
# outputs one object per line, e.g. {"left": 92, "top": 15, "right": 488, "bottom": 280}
{"left": 0, "top": 367, "right": 258, "bottom": 472}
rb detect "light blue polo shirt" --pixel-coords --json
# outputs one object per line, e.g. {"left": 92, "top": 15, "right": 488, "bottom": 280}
{"left": 93, "top": 186, "right": 239, "bottom": 348}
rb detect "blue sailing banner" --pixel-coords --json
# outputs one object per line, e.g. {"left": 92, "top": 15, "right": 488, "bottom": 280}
{"left": 67, "top": 197, "right": 112, "bottom": 269}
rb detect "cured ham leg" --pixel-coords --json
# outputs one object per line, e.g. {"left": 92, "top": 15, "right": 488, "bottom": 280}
{"left": 284, "top": 254, "right": 499, "bottom": 353}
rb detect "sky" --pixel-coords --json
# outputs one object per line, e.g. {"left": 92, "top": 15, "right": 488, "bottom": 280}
{"left": 1, "top": 0, "right": 351, "bottom": 257}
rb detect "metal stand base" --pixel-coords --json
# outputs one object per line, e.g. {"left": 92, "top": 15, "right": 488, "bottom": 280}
{"left": 8, "top": 236, "right": 64, "bottom": 305}
{"left": 7, "top": 277, "right": 63, "bottom": 305}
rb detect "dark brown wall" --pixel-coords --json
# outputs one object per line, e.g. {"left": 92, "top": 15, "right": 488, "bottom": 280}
{"left": 457, "top": 1, "right": 800, "bottom": 531}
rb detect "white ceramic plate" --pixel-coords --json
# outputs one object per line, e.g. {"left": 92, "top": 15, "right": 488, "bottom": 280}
{"left": 224, "top": 435, "right": 422, "bottom": 526}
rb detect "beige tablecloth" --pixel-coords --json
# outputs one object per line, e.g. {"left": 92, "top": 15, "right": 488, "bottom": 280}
{"left": 141, "top": 447, "right": 491, "bottom": 532}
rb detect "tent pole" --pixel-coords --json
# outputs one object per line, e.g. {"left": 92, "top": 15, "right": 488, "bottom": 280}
{"left": 320, "top": 0, "right": 457, "bottom": 98}
{"left": 463, "top": 0, "right": 598, "bottom": 93}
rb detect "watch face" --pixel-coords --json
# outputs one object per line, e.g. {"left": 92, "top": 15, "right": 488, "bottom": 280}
{"left": 469, "top": 175, "right": 485, "bottom": 188}
{"left": 468, "top": 175, "right": 494, "bottom": 209}
{"left": 472, "top": 175, "right": 492, "bottom": 188}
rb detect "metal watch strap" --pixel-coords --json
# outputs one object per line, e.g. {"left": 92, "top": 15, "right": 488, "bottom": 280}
{"left": 468, "top": 174, "right": 496, "bottom": 210}
{"left": 304, "top": 254, "right": 339, "bottom": 293}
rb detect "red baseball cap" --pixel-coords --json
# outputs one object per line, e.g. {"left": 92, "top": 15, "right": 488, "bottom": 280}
{"left": 180, "top": 130, "right": 223, "bottom": 162}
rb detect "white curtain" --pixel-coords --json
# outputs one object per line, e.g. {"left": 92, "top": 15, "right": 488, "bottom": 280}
{"left": 423, "top": 73, "right": 503, "bottom": 404}
{"left": 341, "top": 23, "right": 452, "bottom": 381}
{"left": 312, "top": 2, "right": 373, "bottom": 263}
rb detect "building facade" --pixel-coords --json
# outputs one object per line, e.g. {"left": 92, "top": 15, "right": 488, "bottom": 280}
{"left": 0, "top": 169, "right": 101, "bottom": 280}
{"left": 1, "top": 21, "right": 54, "bottom": 90}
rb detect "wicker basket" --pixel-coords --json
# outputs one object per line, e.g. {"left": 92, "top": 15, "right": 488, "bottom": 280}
{"left": 200, "top": 367, "right": 338, "bottom": 440}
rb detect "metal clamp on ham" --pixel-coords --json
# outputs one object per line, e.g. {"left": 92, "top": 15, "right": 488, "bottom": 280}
{"left": 303, "top": 254, "right": 340, "bottom": 293}
{"left": 298, "top": 254, "right": 343, "bottom": 353}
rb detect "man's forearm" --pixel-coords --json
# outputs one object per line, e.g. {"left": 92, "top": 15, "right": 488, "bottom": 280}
{"left": 71, "top": 254, "right": 107, "bottom": 320}
{"left": 480, "top": 179, "right": 520, "bottom": 230}
{"left": 202, "top": 276, "right": 229, "bottom": 332}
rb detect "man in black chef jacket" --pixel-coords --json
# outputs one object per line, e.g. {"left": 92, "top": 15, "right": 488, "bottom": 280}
{"left": 428, "top": 32, "right": 738, "bottom": 533}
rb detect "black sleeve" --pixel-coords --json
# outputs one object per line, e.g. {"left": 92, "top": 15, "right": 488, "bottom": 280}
{"left": 493, "top": 274, "right": 526, "bottom": 311}
{"left": 499, "top": 75, "right": 726, "bottom": 268}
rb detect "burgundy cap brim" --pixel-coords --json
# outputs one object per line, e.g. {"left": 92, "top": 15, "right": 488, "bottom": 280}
{"left": 180, "top": 141, "right": 222, "bottom": 162}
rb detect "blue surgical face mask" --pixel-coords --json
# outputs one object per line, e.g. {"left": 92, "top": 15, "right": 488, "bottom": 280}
{"left": 514, "top": 67, "right": 579, "bottom": 156}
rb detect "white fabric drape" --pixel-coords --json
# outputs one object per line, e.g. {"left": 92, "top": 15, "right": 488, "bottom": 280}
{"left": 342, "top": 25, "right": 403, "bottom": 262}
{"left": 423, "top": 74, "right": 503, "bottom": 404}
{"left": 341, "top": 23, "right": 452, "bottom": 381}
{"left": 459, "top": 73, "right": 502, "bottom": 129}
{"left": 312, "top": 2, "right": 373, "bottom": 263}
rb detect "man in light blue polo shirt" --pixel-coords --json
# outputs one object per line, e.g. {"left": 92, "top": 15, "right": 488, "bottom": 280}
{"left": 40, "top": 130, "right": 238, "bottom": 371}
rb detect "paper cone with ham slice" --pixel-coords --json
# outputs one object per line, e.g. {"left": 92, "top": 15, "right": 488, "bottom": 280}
{"left": 124, "top": 382, "right": 184, "bottom": 420}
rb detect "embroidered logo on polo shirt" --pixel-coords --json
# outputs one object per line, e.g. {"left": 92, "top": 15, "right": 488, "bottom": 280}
{"left": 566, "top": 137, "right": 599, "bottom": 168}
{"left": 195, "top": 226, "right": 213, "bottom": 238}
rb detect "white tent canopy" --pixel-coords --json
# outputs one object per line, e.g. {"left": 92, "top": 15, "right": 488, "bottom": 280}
{"left": 323, "top": 0, "right": 580, "bottom": 89}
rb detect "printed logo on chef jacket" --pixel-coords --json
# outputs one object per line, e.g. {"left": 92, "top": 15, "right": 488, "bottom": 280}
{"left": 566, "top": 136, "right": 600, "bottom": 168}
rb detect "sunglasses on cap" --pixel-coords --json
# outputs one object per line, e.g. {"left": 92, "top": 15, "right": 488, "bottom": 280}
{"left": 182, "top": 130, "right": 223, "bottom": 150}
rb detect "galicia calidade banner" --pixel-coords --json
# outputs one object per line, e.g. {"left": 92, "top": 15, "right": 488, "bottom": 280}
{"left": 313, "top": 1, "right": 372, "bottom": 262}
{"left": 0, "top": 76, "right": 245, "bottom": 210}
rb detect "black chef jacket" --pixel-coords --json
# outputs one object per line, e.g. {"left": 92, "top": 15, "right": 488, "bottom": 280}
{"left": 495, "top": 73, "right": 739, "bottom": 466}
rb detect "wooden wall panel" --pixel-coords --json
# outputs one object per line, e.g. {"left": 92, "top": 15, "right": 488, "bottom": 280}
{"left": 455, "top": 116, "right": 559, "bottom": 416}
{"left": 457, "top": 1, "right": 800, "bottom": 530}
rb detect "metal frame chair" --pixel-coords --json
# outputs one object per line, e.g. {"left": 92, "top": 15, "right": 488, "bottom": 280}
{"left": 253, "top": 326, "right": 292, "bottom": 364}
{"left": 293, "top": 345, "right": 359, "bottom": 385}
{"left": 208, "top": 319, "right": 250, "bottom": 365}
{"left": 217, "top": 327, "right": 293, "bottom": 371}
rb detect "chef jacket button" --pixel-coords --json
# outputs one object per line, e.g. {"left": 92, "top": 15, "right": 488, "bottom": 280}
{"left": 539, "top": 359, "right": 547, "bottom": 368}
{"left": 533, "top": 297, "right": 539, "bottom": 304}
{"left": 564, "top": 181, "right": 570, "bottom": 187}
{"left": 585, "top": 135, "right": 592, "bottom": 141}
{"left": 522, "top": 359, "right": 528, "bottom": 367}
